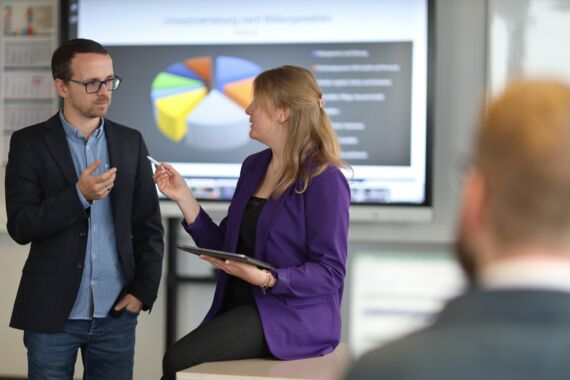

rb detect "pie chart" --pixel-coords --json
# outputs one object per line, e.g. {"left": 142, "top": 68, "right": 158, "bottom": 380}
{"left": 150, "top": 55, "right": 261, "bottom": 149}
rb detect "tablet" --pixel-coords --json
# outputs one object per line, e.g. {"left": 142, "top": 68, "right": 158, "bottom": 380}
{"left": 177, "top": 245, "right": 276, "bottom": 271}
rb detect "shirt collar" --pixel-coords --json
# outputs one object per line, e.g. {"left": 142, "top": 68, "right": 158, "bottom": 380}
{"left": 59, "top": 108, "right": 105, "bottom": 141}
{"left": 480, "top": 258, "right": 570, "bottom": 293}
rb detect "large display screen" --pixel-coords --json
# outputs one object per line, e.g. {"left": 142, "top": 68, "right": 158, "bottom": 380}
{"left": 66, "top": 0, "right": 433, "bottom": 218}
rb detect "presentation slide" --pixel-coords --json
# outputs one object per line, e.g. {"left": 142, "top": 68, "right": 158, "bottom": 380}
{"left": 69, "top": 0, "right": 430, "bottom": 206}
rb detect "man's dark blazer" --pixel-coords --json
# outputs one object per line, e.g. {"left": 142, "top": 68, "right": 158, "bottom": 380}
{"left": 5, "top": 113, "right": 164, "bottom": 333}
{"left": 344, "top": 289, "right": 570, "bottom": 380}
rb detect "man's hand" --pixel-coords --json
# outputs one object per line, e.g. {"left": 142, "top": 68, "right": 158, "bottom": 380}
{"left": 77, "top": 160, "right": 117, "bottom": 201}
{"left": 114, "top": 293, "right": 143, "bottom": 314}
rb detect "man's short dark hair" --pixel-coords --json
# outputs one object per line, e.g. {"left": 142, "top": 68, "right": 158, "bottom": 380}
{"left": 51, "top": 38, "right": 109, "bottom": 81}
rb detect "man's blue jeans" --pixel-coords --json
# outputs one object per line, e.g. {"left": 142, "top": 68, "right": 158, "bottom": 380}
{"left": 24, "top": 310, "right": 138, "bottom": 380}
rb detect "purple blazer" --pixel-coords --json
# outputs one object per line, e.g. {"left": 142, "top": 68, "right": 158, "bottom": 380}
{"left": 184, "top": 148, "right": 350, "bottom": 359}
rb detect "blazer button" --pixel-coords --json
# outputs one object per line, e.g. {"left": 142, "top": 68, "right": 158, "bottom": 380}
{"left": 79, "top": 232, "right": 87, "bottom": 237}
{"left": 76, "top": 262, "right": 83, "bottom": 269}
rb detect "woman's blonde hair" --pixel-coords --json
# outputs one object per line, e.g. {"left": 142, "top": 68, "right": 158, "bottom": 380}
{"left": 253, "top": 65, "right": 349, "bottom": 198}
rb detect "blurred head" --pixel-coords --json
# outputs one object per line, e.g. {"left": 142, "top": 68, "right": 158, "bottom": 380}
{"left": 457, "top": 80, "right": 570, "bottom": 276}
{"left": 52, "top": 39, "right": 116, "bottom": 120}
{"left": 250, "top": 65, "right": 346, "bottom": 197}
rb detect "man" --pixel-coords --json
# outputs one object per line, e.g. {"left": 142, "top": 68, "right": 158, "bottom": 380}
{"left": 344, "top": 80, "right": 570, "bottom": 380}
{"left": 5, "top": 38, "right": 164, "bottom": 379}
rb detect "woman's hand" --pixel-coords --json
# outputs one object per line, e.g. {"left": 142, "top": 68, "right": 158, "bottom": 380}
{"left": 152, "top": 163, "right": 191, "bottom": 203}
{"left": 152, "top": 162, "right": 201, "bottom": 223}
{"left": 201, "top": 255, "right": 275, "bottom": 288}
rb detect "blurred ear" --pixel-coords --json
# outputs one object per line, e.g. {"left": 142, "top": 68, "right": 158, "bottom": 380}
{"left": 54, "top": 78, "right": 69, "bottom": 98}
{"left": 460, "top": 168, "right": 487, "bottom": 239}
{"left": 278, "top": 106, "right": 290, "bottom": 124}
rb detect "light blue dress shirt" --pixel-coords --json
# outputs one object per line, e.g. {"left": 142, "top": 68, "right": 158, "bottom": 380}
{"left": 59, "top": 110, "right": 125, "bottom": 319}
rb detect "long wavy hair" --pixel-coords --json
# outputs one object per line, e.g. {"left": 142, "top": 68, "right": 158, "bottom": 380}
{"left": 253, "top": 65, "right": 349, "bottom": 198}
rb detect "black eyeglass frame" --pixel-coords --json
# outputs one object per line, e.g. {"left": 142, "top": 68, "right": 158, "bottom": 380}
{"left": 68, "top": 75, "right": 122, "bottom": 94}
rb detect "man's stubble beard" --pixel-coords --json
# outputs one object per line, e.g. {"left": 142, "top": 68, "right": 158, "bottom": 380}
{"left": 84, "top": 95, "right": 111, "bottom": 119}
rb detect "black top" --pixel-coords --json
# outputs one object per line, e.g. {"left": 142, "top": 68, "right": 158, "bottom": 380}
{"left": 221, "top": 196, "right": 267, "bottom": 311}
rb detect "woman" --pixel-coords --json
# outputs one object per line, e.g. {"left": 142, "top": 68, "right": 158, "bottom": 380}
{"left": 155, "top": 65, "right": 350, "bottom": 379}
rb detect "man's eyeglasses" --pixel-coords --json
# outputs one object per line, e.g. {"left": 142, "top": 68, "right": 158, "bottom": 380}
{"left": 68, "top": 76, "right": 122, "bottom": 94}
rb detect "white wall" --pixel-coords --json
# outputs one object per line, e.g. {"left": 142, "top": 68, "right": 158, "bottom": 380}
{"left": 0, "top": 0, "right": 488, "bottom": 378}
{"left": 0, "top": 233, "right": 27, "bottom": 376}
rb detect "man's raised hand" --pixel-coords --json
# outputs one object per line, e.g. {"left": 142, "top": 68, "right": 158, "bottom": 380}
{"left": 77, "top": 160, "right": 117, "bottom": 201}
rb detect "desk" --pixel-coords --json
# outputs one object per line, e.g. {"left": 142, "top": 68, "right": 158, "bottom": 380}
{"left": 177, "top": 343, "right": 351, "bottom": 380}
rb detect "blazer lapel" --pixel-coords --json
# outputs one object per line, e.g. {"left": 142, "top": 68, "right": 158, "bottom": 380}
{"left": 254, "top": 186, "right": 290, "bottom": 261}
{"left": 229, "top": 149, "right": 291, "bottom": 261}
{"left": 43, "top": 114, "right": 77, "bottom": 185}
{"left": 225, "top": 150, "right": 271, "bottom": 252}
{"left": 103, "top": 120, "right": 123, "bottom": 223}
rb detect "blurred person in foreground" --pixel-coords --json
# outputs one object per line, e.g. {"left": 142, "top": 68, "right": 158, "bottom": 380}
{"left": 345, "top": 79, "right": 570, "bottom": 380}
{"left": 154, "top": 65, "right": 351, "bottom": 379}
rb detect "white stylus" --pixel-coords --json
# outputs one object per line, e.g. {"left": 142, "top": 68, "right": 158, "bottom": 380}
{"left": 147, "top": 155, "right": 172, "bottom": 176}
{"left": 146, "top": 155, "right": 160, "bottom": 166}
